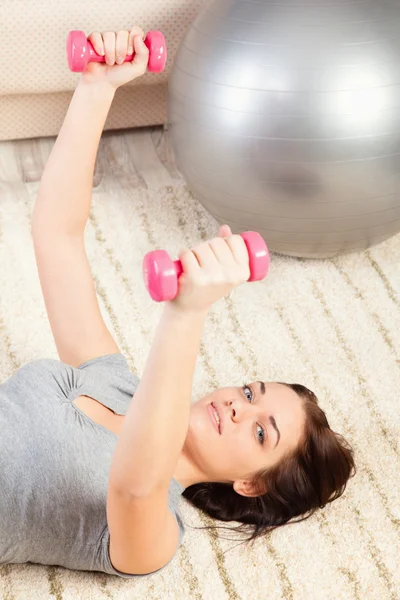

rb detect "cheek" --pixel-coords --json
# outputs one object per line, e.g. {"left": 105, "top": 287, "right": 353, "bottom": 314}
{"left": 188, "top": 404, "right": 206, "bottom": 433}
{"left": 235, "top": 425, "right": 273, "bottom": 471}
{"left": 228, "top": 428, "right": 257, "bottom": 465}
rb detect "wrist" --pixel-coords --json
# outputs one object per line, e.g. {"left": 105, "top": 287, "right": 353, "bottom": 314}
{"left": 163, "top": 302, "right": 208, "bottom": 323}
{"left": 76, "top": 79, "right": 116, "bottom": 100}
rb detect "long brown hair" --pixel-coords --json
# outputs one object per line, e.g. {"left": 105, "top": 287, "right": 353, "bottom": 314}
{"left": 182, "top": 383, "right": 356, "bottom": 542}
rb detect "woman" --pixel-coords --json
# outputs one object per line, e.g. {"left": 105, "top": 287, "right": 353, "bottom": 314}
{"left": 0, "top": 26, "right": 355, "bottom": 578}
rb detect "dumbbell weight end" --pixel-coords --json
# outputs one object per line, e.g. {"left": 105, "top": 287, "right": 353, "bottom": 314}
{"left": 143, "top": 250, "right": 183, "bottom": 302}
{"left": 241, "top": 231, "right": 270, "bottom": 282}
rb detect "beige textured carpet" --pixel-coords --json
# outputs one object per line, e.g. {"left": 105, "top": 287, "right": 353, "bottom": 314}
{"left": 0, "top": 131, "right": 399, "bottom": 600}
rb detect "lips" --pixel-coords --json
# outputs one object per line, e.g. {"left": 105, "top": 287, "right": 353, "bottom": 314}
{"left": 208, "top": 402, "right": 222, "bottom": 434}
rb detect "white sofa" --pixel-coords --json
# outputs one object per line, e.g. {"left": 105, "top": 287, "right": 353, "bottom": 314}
{"left": 0, "top": 0, "right": 204, "bottom": 141}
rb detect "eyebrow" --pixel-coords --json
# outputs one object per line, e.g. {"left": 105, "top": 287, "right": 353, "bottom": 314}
{"left": 258, "top": 381, "right": 280, "bottom": 448}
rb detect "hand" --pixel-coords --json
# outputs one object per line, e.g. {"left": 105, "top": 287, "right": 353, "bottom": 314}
{"left": 171, "top": 225, "right": 251, "bottom": 314}
{"left": 80, "top": 26, "right": 149, "bottom": 90}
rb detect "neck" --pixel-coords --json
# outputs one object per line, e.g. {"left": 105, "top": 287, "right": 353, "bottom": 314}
{"left": 173, "top": 446, "right": 210, "bottom": 490}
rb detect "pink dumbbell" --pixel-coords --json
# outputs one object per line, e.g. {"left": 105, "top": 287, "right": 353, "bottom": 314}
{"left": 66, "top": 30, "right": 167, "bottom": 73}
{"left": 143, "top": 231, "right": 270, "bottom": 302}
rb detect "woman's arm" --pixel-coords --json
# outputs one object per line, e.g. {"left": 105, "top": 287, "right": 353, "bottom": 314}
{"left": 32, "top": 28, "right": 151, "bottom": 367}
{"left": 107, "top": 301, "right": 207, "bottom": 574}
{"left": 109, "top": 303, "right": 207, "bottom": 496}
{"left": 32, "top": 81, "right": 115, "bottom": 236}
{"left": 33, "top": 25, "right": 148, "bottom": 236}
{"left": 31, "top": 82, "right": 122, "bottom": 367}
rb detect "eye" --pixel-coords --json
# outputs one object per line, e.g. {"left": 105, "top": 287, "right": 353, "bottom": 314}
{"left": 243, "top": 384, "right": 266, "bottom": 446}
{"left": 256, "top": 424, "right": 266, "bottom": 446}
{"left": 243, "top": 385, "right": 253, "bottom": 402}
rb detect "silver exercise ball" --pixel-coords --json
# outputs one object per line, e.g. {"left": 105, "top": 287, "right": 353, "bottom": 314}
{"left": 168, "top": 0, "right": 400, "bottom": 258}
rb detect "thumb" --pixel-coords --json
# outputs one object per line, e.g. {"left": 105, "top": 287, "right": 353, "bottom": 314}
{"left": 219, "top": 224, "right": 232, "bottom": 238}
{"left": 129, "top": 34, "right": 150, "bottom": 73}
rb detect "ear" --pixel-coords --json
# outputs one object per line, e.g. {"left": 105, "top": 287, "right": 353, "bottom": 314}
{"left": 233, "top": 479, "right": 267, "bottom": 498}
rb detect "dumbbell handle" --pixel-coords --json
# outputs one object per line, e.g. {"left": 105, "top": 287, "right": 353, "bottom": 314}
{"left": 171, "top": 260, "right": 183, "bottom": 280}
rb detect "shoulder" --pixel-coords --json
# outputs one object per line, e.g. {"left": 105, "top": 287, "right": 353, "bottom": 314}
{"left": 75, "top": 353, "right": 140, "bottom": 387}
{"left": 76, "top": 352, "right": 131, "bottom": 372}
{"left": 17, "top": 353, "right": 133, "bottom": 380}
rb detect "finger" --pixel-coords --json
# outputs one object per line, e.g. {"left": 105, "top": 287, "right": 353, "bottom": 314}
{"left": 179, "top": 249, "right": 201, "bottom": 274}
{"left": 128, "top": 26, "right": 145, "bottom": 54}
{"left": 191, "top": 242, "right": 219, "bottom": 269}
{"left": 115, "top": 30, "right": 130, "bottom": 64}
{"left": 87, "top": 31, "right": 105, "bottom": 56}
{"left": 208, "top": 237, "right": 236, "bottom": 265}
{"left": 103, "top": 31, "right": 116, "bottom": 65}
{"left": 224, "top": 235, "right": 249, "bottom": 267}
{"left": 219, "top": 224, "right": 232, "bottom": 238}
{"left": 129, "top": 34, "right": 150, "bottom": 74}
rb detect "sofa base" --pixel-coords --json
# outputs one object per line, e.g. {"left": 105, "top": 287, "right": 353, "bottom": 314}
{"left": 0, "top": 84, "right": 168, "bottom": 141}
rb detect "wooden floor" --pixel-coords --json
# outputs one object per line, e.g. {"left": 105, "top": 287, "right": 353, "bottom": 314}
{"left": 0, "top": 126, "right": 182, "bottom": 189}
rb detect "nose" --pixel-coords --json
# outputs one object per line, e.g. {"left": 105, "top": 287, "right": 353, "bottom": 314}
{"left": 227, "top": 399, "right": 253, "bottom": 423}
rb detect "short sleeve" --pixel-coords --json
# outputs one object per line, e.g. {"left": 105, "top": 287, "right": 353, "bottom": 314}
{"left": 77, "top": 352, "right": 132, "bottom": 371}
{"left": 168, "top": 478, "right": 186, "bottom": 546}
{"left": 72, "top": 353, "right": 140, "bottom": 415}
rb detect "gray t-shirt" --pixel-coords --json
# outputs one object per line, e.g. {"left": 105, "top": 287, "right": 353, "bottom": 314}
{"left": 0, "top": 353, "right": 185, "bottom": 578}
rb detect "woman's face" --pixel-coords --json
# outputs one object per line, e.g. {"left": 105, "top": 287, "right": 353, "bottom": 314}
{"left": 185, "top": 381, "right": 306, "bottom": 496}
